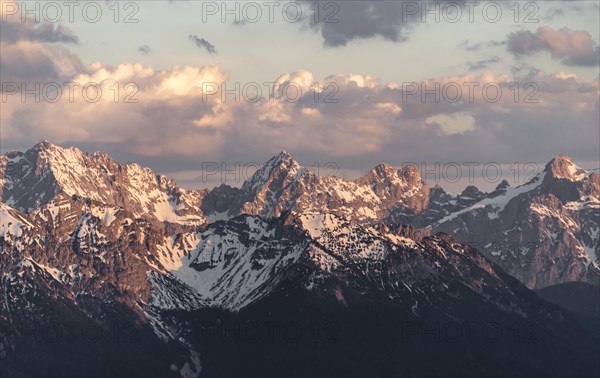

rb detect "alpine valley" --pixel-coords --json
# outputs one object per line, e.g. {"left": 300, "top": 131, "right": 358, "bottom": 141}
{"left": 1, "top": 142, "right": 598, "bottom": 377}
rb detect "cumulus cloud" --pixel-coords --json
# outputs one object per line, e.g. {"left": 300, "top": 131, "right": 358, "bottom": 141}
{"left": 426, "top": 112, "right": 475, "bottom": 135}
{"left": 189, "top": 35, "right": 217, "bottom": 54}
{"left": 0, "top": 2, "right": 597, "bottom": 179}
{"left": 2, "top": 61, "right": 227, "bottom": 155}
{"left": 507, "top": 26, "right": 600, "bottom": 66}
{"left": 2, "top": 60, "right": 598, "bottom": 177}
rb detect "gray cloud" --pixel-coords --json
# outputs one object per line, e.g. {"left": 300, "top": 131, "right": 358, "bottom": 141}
{"left": 543, "top": 8, "right": 564, "bottom": 21}
{"left": 301, "top": 1, "right": 411, "bottom": 47}
{"left": 467, "top": 57, "right": 501, "bottom": 70}
{"left": 0, "top": 42, "right": 84, "bottom": 89}
{"left": 0, "top": 22, "right": 78, "bottom": 44}
{"left": 459, "top": 40, "right": 483, "bottom": 52}
{"left": 189, "top": 35, "right": 217, "bottom": 54}
{"left": 0, "top": 7, "right": 82, "bottom": 87}
{"left": 507, "top": 27, "right": 599, "bottom": 66}
{"left": 461, "top": 40, "right": 508, "bottom": 52}
{"left": 543, "top": 3, "right": 584, "bottom": 21}
{"left": 510, "top": 63, "right": 542, "bottom": 80}
{"left": 138, "top": 45, "right": 151, "bottom": 54}
{"left": 301, "top": 1, "right": 468, "bottom": 47}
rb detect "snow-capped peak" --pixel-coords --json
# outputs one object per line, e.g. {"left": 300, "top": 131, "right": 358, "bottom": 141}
{"left": 33, "top": 140, "right": 57, "bottom": 150}
{"left": 544, "top": 155, "right": 587, "bottom": 182}
{"left": 267, "top": 150, "right": 300, "bottom": 170}
{"left": 241, "top": 151, "right": 302, "bottom": 192}
{"left": 1, "top": 141, "right": 207, "bottom": 225}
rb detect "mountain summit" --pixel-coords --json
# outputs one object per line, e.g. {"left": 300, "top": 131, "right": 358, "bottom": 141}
{"left": 544, "top": 155, "right": 587, "bottom": 182}
{"left": 430, "top": 157, "right": 599, "bottom": 288}
{"left": 1, "top": 142, "right": 599, "bottom": 377}
{"left": 1, "top": 143, "right": 598, "bottom": 290}
{"left": 1, "top": 142, "right": 206, "bottom": 224}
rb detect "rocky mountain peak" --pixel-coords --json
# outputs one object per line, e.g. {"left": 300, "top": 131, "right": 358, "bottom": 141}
{"left": 400, "top": 163, "right": 420, "bottom": 177}
{"left": 32, "top": 140, "right": 56, "bottom": 151}
{"left": 544, "top": 155, "right": 586, "bottom": 182}
{"left": 275, "top": 149, "right": 291, "bottom": 159}
{"left": 460, "top": 185, "right": 484, "bottom": 199}
{"left": 370, "top": 163, "right": 396, "bottom": 175}
{"left": 357, "top": 163, "right": 421, "bottom": 187}
{"left": 429, "top": 155, "right": 599, "bottom": 289}
{"left": 269, "top": 150, "right": 298, "bottom": 169}
{"left": 357, "top": 164, "right": 397, "bottom": 186}
{"left": 2, "top": 146, "right": 599, "bottom": 377}
{"left": 495, "top": 179, "right": 510, "bottom": 191}
{"left": 0, "top": 142, "right": 206, "bottom": 225}
{"left": 538, "top": 155, "right": 593, "bottom": 202}
{"left": 430, "top": 184, "right": 447, "bottom": 194}
{"left": 242, "top": 151, "right": 302, "bottom": 192}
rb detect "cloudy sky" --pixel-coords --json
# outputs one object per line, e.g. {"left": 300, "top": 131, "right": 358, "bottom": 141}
{"left": 1, "top": 0, "right": 598, "bottom": 192}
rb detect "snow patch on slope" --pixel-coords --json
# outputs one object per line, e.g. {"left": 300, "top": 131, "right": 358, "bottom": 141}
{"left": 437, "top": 173, "right": 544, "bottom": 224}
{"left": 0, "top": 204, "right": 32, "bottom": 238}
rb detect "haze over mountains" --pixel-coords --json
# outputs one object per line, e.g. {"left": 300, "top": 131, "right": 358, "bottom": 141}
{"left": 1, "top": 141, "right": 598, "bottom": 377}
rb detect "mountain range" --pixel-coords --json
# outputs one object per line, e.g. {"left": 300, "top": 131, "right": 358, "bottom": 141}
{"left": 1, "top": 141, "right": 598, "bottom": 377}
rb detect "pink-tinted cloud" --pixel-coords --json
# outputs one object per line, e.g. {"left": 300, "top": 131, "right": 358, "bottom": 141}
{"left": 2, "top": 60, "right": 598, "bottom": 174}
{"left": 507, "top": 26, "right": 599, "bottom": 66}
